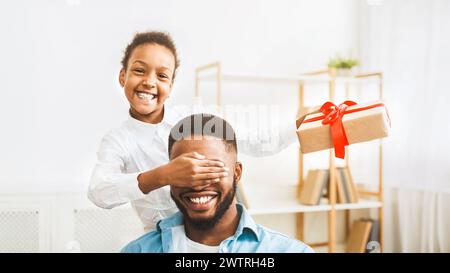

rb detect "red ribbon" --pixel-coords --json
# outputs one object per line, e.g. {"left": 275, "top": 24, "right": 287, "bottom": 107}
{"left": 303, "top": 101, "right": 388, "bottom": 159}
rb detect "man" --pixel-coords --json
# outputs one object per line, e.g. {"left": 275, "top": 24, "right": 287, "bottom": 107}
{"left": 121, "top": 114, "right": 313, "bottom": 253}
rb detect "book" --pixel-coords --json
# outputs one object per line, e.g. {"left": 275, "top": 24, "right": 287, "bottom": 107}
{"left": 335, "top": 167, "right": 359, "bottom": 203}
{"left": 317, "top": 170, "right": 329, "bottom": 204}
{"left": 336, "top": 167, "right": 350, "bottom": 203}
{"left": 342, "top": 166, "right": 359, "bottom": 203}
{"left": 299, "top": 169, "right": 319, "bottom": 205}
{"left": 299, "top": 169, "right": 329, "bottom": 205}
{"left": 361, "top": 218, "right": 380, "bottom": 253}
{"left": 346, "top": 220, "right": 373, "bottom": 253}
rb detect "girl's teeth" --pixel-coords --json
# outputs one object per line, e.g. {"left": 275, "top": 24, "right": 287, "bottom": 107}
{"left": 137, "top": 92, "right": 157, "bottom": 100}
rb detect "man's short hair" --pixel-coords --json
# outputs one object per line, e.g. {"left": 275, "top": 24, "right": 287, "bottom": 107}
{"left": 168, "top": 114, "right": 237, "bottom": 156}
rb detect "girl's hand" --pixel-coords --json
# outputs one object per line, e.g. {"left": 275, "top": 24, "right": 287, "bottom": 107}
{"left": 163, "top": 152, "right": 229, "bottom": 188}
{"left": 138, "top": 152, "right": 229, "bottom": 193}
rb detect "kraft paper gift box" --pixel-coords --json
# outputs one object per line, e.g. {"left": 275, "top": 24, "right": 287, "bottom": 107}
{"left": 296, "top": 100, "right": 391, "bottom": 159}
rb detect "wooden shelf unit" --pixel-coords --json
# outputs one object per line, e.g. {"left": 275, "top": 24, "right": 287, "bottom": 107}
{"left": 296, "top": 69, "right": 384, "bottom": 253}
{"left": 194, "top": 62, "right": 384, "bottom": 253}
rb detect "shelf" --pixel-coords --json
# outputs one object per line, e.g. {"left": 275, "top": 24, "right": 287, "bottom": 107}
{"left": 246, "top": 185, "right": 382, "bottom": 216}
{"left": 198, "top": 73, "right": 381, "bottom": 85}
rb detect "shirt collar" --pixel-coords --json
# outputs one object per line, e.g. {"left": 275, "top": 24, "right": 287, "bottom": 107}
{"left": 156, "top": 210, "right": 184, "bottom": 232}
{"left": 234, "top": 203, "right": 260, "bottom": 242}
{"left": 156, "top": 203, "right": 260, "bottom": 242}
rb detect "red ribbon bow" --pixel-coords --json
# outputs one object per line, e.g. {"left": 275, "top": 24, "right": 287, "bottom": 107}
{"left": 319, "top": 100, "right": 357, "bottom": 159}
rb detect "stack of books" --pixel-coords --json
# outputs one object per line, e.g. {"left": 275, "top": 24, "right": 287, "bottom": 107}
{"left": 299, "top": 167, "right": 359, "bottom": 205}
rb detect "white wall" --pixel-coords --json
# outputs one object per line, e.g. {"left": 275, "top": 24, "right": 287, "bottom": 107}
{"left": 0, "top": 0, "right": 359, "bottom": 243}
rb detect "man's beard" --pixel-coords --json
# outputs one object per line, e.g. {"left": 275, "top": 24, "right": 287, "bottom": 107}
{"left": 172, "top": 181, "right": 237, "bottom": 231}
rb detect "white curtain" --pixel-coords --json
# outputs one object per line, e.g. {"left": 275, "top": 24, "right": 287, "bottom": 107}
{"left": 359, "top": 0, "right": 450, "bottom": 252}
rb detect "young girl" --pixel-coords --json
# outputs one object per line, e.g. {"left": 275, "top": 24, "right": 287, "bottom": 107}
{"left": 88, "top": 31, "right": 299, "bottom": 231}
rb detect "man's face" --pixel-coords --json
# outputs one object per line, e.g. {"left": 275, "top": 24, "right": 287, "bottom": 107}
{"left": 170, "top": 136, "right": 242, "bottom": 230}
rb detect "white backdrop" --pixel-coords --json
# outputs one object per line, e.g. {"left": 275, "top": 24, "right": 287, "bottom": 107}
{"left": 359, "top": 0, "right": 450, "bottom": 252}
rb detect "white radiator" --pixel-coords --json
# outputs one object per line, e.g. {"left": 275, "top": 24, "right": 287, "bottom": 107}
{"left": 0, "top": 194, "right": 145, "bottom": 253}
{"left": 73, "top": 207, "right": 144, "bottom": 253}
{"left": 0, "top": 210, "right": 40, "bottom": 253}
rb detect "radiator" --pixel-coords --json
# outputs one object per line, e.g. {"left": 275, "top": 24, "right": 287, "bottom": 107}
{"left": 73, "top": 207, "right": 144, "bottom": 253}
{"left": 0, "top": 210, "right": 40, "bottom": 253}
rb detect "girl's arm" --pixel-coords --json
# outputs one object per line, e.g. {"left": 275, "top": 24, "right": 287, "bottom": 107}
{"left": 88, "top": 134, "right": 144, "bottom": 209}
{"left": 236, "top": 119, "right": 299, "bottom": 157}
{"left": 88, "top": 134, "right": 228, "bottom": 209}
{"left": 189, "top": 102, "right": 300, "bottom": 158}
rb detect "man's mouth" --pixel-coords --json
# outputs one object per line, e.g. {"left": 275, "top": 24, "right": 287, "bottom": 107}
{"left": 182, "top": 192, "right": 219, "bottom": 211}
{"left": 136, "top": 91, "right": 158, "bottom": 101}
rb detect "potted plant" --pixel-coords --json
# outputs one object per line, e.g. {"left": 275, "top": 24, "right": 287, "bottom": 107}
{"left": 327, "top": 56, "right": 359, "bottom": 77}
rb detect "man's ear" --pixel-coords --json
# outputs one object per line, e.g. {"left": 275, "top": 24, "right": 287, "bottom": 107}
{"left": 119, "top": 69, "right": 126, "bottom": 87}
{"left": 234, "top": 162, "right": 243, "bottom": 183}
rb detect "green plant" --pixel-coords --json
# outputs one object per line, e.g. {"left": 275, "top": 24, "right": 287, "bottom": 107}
{"left": 328, "top": 56, "right": 359, "bottom": 69}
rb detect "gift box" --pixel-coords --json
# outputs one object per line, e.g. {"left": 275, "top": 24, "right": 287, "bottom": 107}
{"left": 296, "top": 100, "right": 391, "bottom": 159}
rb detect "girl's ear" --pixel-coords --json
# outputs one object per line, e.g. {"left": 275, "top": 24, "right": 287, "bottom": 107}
{"left": 119, "top": 69, "right": 126, "bottom": 87}
{"left": 234, "top": 162, "right": 243, "bottom": 183}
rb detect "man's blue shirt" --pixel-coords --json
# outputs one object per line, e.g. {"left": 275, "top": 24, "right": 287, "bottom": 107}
{"left": 121, "top": 203, "right": 314, "bottom": 253}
